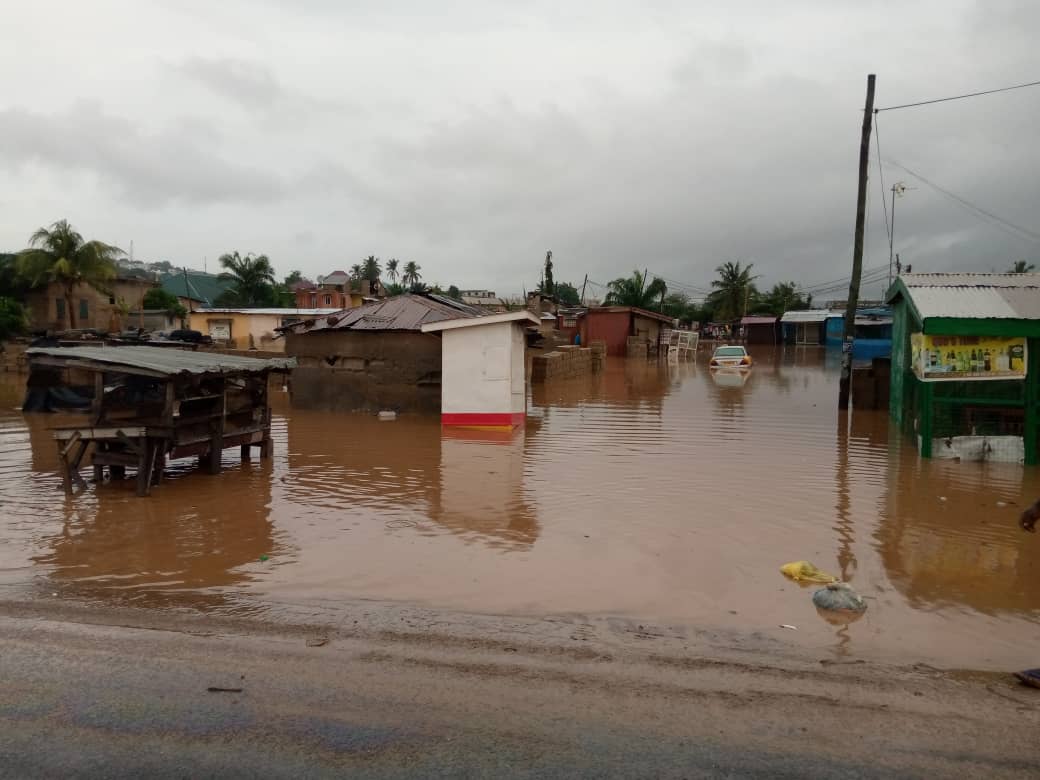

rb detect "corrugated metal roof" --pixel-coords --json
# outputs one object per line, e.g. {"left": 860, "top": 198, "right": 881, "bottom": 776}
{"left": 278, "top": 293, "right": 482, "bottom": 335}
{"left": 893, "top": 273, "right": 1040, "bottom": 320}
{"left": 780, "top": 310, "right": 831, "bottom": 323}
{"left": 27, "top": 346, "right": 295, "bottom": 376}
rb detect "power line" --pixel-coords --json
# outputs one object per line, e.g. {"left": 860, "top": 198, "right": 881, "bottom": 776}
{"left": 874, "top": 78, "right": 1040, "bottom": 112}
{"left": 874, "top": 114, "right": 891, "bottom": 246}
{"left": 886, "top": 159, "right": 1040, "bottom": 243}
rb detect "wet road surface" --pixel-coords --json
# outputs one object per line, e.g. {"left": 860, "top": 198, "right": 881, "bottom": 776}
{"left": 1, "top": 347, "right": 1039, "bottom": 670}
{"left": 2, "top": 600, "right": 1039, "bottom": 779}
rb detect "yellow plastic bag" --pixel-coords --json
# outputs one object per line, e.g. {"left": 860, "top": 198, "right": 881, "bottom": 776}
{"left": 780, "top": 561, "right": 838, "bottom": 583}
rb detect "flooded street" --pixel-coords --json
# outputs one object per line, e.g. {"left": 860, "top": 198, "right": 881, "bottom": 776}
{"left": 1, "top": 347, "right": 1038, "bottom": 671}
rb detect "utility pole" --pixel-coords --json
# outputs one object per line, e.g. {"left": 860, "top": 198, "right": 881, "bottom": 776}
{"left": 580, "top": 274, "right": 588, "bottom": 305}
{"left": 888, "top": 182, "right": 907, "bottom": 287}
{"left": 839, "top": 73, "right": 876, "bottom": 410}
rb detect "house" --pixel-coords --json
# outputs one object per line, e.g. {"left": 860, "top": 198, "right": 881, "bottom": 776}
{"left": 159, "top": 270, "right": 234, "bottom": 310}
{"left": 886, "top": 273, "right": 1040, "bottom": 463}
{"left": 279, "top": 293, "right": 482, "bottom": 413}
{"left": 188, "top": 308, "right": 339, "bottom": 351}
{"left": 740, "top": 315, "right": 779, "bottom": 344}
{"left": 25, "top": 275, "right": 157, "bottom": 333}
{"left": 780, "top": 310, "right": 829, "bottom": 345}
{"left": 576, "top": 306, "right": 674, "bottom": 357}
{"left": 293, "top": 270, "right": 379, "bottom": 310}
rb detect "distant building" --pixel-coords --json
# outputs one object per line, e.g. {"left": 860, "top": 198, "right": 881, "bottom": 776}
{"left": 188, "top": 308, "right": 340, "bottom": 352}
{"left": 577, "top": 306, "right": 674, "bottom": 357}
{"left": 740, "top": 315, "right": 780, "bottom": 344}
{"left": 159, "top": 270, "right": 234, "bottom": 310}
{"left": 458, "top": 290, "right": 506, "bottom": 310}
{"left": 780, "top": 310, "right": 830, "bottom": 345}
{"left": 25, "top": 276, "right": 157, "bottom": 333}
{"left": 294, "top": 270, "right": 383, "bottom": 310}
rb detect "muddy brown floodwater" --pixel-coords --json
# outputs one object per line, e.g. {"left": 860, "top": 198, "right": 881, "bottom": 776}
{"left": 1, "top": 347, "right": 1039, "bottom": 670}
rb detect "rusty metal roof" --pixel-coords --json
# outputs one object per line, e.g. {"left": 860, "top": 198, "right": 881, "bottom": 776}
{"left": 277, "top": 293, "right": 482, "bottom": 335}
{"left": 740, "top": 315, "right": 778, "bottom": 325}
{"left": 889, "top": 273, "right": 1040, "bottom": 320}
{"left": 26, "top": 346, "right": 295, "bottom": 377}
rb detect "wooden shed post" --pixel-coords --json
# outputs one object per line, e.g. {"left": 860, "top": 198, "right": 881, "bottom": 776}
{"left": 208, "top": 379, "right": 226, "bottom": 474}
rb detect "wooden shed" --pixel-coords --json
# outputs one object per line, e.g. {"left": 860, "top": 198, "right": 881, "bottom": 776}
{"left": 26, "top": 346, "right": 294, "bottom": 496}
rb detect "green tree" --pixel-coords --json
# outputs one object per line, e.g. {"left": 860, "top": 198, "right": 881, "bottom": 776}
{"left": 555, "top": 281, "right": 580, "bottom": 306}
{"left": 707, "top": 261, "right": 758, "bottom": 320}
{"left": 215, "top": 251, "right": 277, "bottom": 307}
{"left": 661, "top": 291, "right": 692, "bottom": 321}
{"left": 1009, "top": 260, "right": 1036, "bottom": 273}
{"left": 447, "top": 285, "right": 462, "bottom": 300}
{"left": 362, "top": 255, "right": 381, "bottom": 283}
{"left": 142, "top": 287, "right": 188, "bottom": 318}
{"left": 758, "top": 281, "right": 806, "bottom": 317}
{"left": 284, "top": 269, "right": 304, "bottom": 287}
{"left": 604, "top": 269, "right": 668, "bottom": 309}
{"left": 17, "top": 219, "right": 123, "bottom": 330}
{"left": 543, "top": 250, "right": 555, "bottom": 297}
{"left": 386, "top": 258, "right": 399, "bottom": 284}
{"left": 402, "top": 261, "right": 422, "bottom": 289}
{"left": 0, "top": 297, "right": 27, "bottom": 339}
{"left": 0, "top": 253, "right": 29, "bottom": 299}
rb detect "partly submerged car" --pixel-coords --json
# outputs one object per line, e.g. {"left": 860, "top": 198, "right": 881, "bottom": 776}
{"left": 709, "top": 345, "right": 753, "bottom": 369}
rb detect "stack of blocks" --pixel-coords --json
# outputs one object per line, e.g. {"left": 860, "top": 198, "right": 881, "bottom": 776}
{"left": 626, "top": 336, "right": 649, "bottom": 358}
{"left": 530, "top": 343, "right": 604, "bottom": 383}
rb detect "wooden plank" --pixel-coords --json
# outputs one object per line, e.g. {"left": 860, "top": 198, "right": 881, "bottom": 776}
{"left": 59, "top": 431, "right": 82, "bottom": 457}
{"left": 53, "top": 426, "right": 148, "bottom": 440}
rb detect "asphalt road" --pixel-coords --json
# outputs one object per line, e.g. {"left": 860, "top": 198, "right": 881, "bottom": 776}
{"left": 1, "top": 600, "right": 1038, "bottom": 778}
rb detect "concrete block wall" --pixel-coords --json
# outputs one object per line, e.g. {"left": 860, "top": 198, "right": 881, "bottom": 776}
{"left": 530, "top": 344, "right": 603, "bottom": 383}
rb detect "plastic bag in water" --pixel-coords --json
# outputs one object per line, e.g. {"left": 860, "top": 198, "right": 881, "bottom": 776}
{"left": 780, "top": 561, "right": 838, "bottom": 584}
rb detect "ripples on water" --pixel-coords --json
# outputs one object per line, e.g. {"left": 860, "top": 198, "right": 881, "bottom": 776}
{"left": 0, "top": 346, "right": 1037, "bottom": 668}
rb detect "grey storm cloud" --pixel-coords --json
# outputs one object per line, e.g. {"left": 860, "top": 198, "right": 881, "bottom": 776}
{"left": 1, "top": 0, "right": 1038, "bottom": 295}
{"left": 0, "top": 103, "right": 286, "bottom": 207}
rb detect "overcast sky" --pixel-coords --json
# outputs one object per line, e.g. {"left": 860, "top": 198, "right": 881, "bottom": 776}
{"left": 1, "top": 0, "right": 1037, "bottom": 301}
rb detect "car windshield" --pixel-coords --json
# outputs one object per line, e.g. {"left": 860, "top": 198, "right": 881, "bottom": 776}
{"left": 714, "top": 347, "right": 746, "bottom": 357}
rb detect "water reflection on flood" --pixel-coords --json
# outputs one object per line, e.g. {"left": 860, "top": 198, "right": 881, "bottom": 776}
{"left": 1, "top": 346, "right": 1038, "bottom": 669}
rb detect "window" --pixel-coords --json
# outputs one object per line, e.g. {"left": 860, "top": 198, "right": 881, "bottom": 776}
{"left": 79, "top": 299, "right": 89, "bottom": 321}
{"left": 324, "top": 294, "right": 332, "bottom": 306}
{"left": 108, "top": 295, "right": 116, "bottom": 304}
{"left": 55, "top": 298, "right": 66, "bottom": 321}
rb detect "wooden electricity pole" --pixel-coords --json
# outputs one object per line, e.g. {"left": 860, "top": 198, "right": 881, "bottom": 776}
{"left": 839, "top": 73, "right": 876, "bottom": 410}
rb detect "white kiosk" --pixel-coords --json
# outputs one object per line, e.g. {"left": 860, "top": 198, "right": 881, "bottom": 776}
{"left": 421, "top": 310, "right": 538, "bottom": 429}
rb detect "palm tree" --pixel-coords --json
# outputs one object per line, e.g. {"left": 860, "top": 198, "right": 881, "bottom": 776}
{"left": 1009, "top": 260, "right": 1036, "bottom": 273}
{"left": 604, "top": 269, "right": 667, "bottom": 309}
{"left": 362, "top": 255, "right": 381, "bottom": 283}
{"left": 17, "top": 219, "right": 122, "bottom": 330}
{"left": 216, "top": 251, "right": 277, "bottom": 307}
{"left": 707, "top": 261, "right": 758, "bottom": 320}
{"left": 386, "top": 258, "right": 399, "bottom": 284}
{"left": 402, "top": 261, "right": 422, "bottom": 289}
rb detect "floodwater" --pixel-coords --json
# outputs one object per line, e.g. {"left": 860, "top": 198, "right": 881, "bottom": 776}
{"left": 1, "top": 347, "right": 1038, "bottom": 670}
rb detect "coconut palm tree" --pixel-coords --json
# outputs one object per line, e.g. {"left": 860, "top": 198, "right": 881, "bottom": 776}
{"left": 17, "top": 219, "right": 123, "bottom": 330}
{"left": 362, "top": 255, "right": 381, "bottom": 283}
{"left": 707, "top": 261, "right": 758, "bottom": 320}
{"left": 1009, "top": 260, "right": 1036, "bottom": 273}
{"left": 604, "top": 269, "right": 668, "bottom": 309}
{"left": 386, "top": 258, "right": 399, "bottom": 284}
{"left": 216, "top": 251, "right": 277, "bottom": 307}
{"left": 402, "top": 260, "right": 422, "bottom": 289}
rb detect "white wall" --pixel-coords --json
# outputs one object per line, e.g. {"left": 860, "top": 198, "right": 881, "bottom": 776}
{"left": 442, "top": 321, "right": 526, "bottom": 417}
